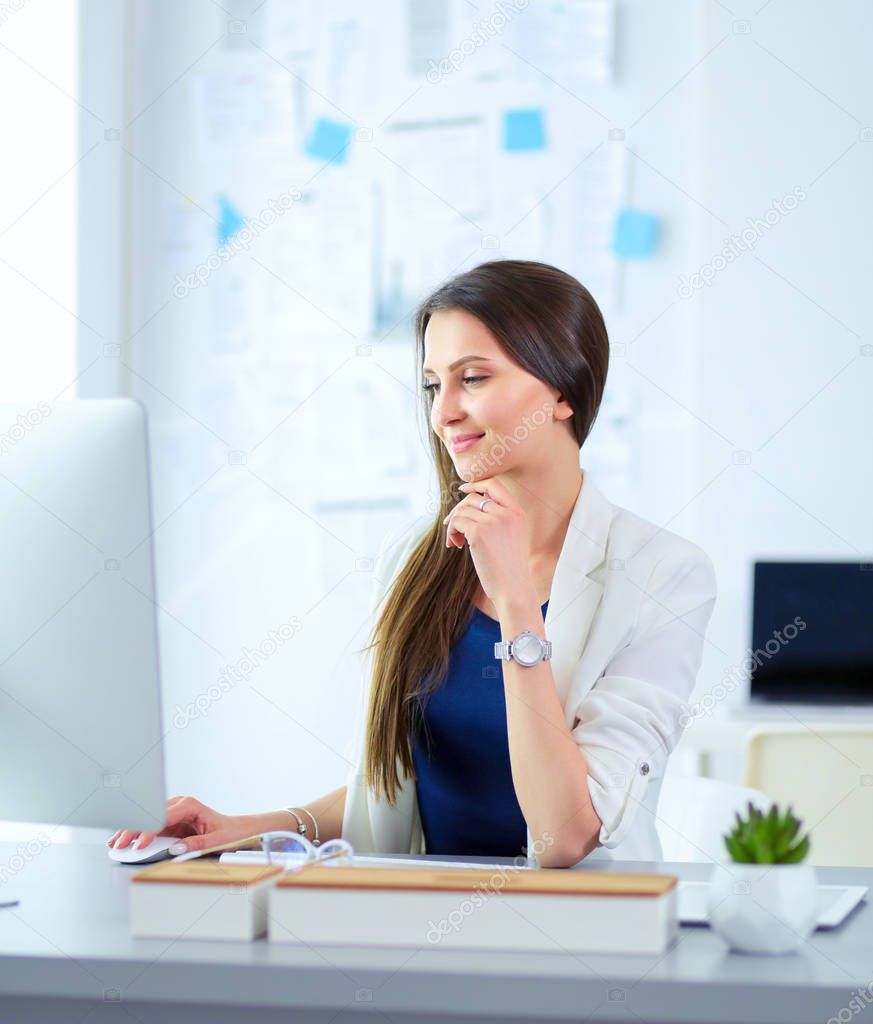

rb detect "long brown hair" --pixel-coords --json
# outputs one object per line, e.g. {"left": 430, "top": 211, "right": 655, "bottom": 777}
{"left": 361, "top": 259, "right": 609, "bottom": 804}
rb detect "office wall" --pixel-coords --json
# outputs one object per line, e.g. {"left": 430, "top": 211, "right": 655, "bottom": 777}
{"left": 690, "top": 0, "right": 873, "bottom": 773}
{"left": 0, "top": 2, "right": 77, "bottom": 399}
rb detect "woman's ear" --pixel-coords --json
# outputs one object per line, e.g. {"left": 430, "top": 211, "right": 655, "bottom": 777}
{"left": 553, "top": 392, "right": 574, "bottom": 422}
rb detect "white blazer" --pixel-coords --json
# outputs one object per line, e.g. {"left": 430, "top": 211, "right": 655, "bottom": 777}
{"left": 342, "top": 472, "right": 717, "bottom": 863}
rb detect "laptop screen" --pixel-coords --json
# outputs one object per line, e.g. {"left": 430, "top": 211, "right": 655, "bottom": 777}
{"left": 750, "top": 562, "right": 873, "bottom": 704}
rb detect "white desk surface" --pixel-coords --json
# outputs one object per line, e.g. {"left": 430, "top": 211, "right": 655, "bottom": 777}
{"left": 0, "top": 841, "right": 871, "bottom": 1023}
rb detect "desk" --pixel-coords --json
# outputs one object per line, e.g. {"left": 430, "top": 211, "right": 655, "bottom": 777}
{"left": 674, "top": 702, "right": 873, "bottom": 776}
{"left": 0, "top": 842, "right": 870, "bottom": 1023}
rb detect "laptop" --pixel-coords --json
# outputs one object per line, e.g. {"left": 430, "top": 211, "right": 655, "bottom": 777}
{"left": 749, "top": 561, "right": 873, "bottom": 706}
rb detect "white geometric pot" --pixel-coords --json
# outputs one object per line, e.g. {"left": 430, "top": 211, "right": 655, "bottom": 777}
{"left": 707, "top": 861, "right": 818, "bottom": 955}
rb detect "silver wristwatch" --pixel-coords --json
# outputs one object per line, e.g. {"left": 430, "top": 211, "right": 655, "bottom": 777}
{"left": 494, "top": 630, "right": 552, "bottom": 667}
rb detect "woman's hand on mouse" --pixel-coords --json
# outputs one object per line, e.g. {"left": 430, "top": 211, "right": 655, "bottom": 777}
{"left": 107, "top": 795, "right": 251, "bottom": 854}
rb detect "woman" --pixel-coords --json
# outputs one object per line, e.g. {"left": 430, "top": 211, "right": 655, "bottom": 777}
{"left": 109, "top": 260, "right": 716, "bottom": 868}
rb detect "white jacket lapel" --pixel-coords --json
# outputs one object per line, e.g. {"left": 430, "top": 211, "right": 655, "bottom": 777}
{"left": 544, "top": 473, "right": 614, "bottom": 718}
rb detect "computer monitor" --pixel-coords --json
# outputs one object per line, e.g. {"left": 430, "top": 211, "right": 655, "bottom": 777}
{"left": 0, "top": 399, "right": 167, "bottom": 832}
{"left": 750, "top": 561, "right": 873, "bottom": 705}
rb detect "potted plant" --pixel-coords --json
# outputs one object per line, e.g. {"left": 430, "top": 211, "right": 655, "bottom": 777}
{"left": 707, "top": 801, "right": 817, "bottom": 955}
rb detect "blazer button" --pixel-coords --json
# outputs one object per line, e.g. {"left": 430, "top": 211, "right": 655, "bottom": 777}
{"left": 639, "top": 762, "right": 650, "bottom": 776}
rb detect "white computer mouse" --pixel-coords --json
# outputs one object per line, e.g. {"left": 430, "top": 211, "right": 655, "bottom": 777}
{"left": 108, "top": 835, "right": 181, "bottom": 865}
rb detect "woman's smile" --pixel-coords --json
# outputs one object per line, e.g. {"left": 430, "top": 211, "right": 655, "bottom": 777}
{"left": 450, "top": 433, "right": 485, "bottom": 453}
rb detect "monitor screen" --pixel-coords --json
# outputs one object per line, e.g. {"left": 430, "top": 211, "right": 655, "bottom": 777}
{"left": 750, "top": 562, "right": 873, "bottom": 704}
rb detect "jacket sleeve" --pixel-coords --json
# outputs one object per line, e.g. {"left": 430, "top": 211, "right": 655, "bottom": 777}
{"left": 569, "top": 543, "right": 718, "bottom": 849}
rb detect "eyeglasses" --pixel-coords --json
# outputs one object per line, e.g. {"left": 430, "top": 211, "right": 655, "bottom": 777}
{"left": 259, "top": 830, "right": 354, "bottom": 872}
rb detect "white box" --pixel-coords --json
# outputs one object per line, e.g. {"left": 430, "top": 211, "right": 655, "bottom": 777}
{"left": 129, "top": 861, "right": 285, "bottom": 941}
{"left": 268, "top": 865, "right": 678, "bottom": 955}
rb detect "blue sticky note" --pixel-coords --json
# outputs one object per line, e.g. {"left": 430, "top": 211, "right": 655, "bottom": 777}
{"left": 504, "top": 109, "right": 546, "bottom": 152}
{"left": 612, "top": 209, "right": 660, "bottom": 259}
{"left": 304, "top": 117, "right": 353, "bottom": 164}
{"left": 217, "top": 194, "right": 245, "bottom": 247}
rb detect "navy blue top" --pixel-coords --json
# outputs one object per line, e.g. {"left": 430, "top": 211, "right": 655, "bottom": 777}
{"left": 411, "top": 600, "right": 549, "bottom": 857}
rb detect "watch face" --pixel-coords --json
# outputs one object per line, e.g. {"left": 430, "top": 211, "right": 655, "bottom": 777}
{"left": 513, "top": 632, "right": 543, "bottom": 666}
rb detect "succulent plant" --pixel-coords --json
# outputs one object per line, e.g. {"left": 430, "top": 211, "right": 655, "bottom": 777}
{"left": 723, "top": 801, "right": 811, "bottom": 864}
